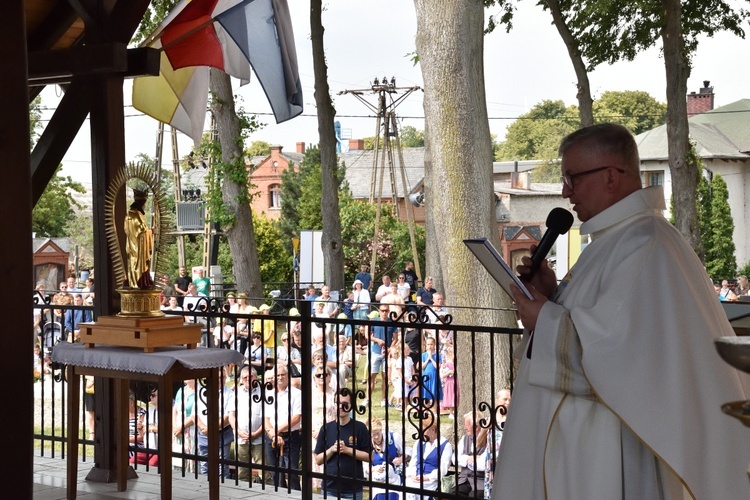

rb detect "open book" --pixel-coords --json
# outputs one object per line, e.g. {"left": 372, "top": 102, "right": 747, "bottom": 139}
{"left": 464, "top": 238, "right": 534, "bottom": 300}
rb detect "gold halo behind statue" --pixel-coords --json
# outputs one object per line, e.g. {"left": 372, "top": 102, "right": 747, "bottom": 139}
{"left": 105, "top": 162, "right": 175, "bottom": 317}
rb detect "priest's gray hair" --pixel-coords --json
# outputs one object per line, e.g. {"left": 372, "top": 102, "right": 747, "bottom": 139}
{"left": 559, "top": 123, "right": 640, "bottom": 174}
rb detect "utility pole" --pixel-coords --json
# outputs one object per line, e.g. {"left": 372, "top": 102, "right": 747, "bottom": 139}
{"left": 170, "top": 127, "right": 186, "bottom": 268}
{"left": 153, "top": 122, "right": 187, "bottom": 269}
{"left": 338, "top": 78, "right": 423, "bottom": 280}
{"left": 202, "top": 114, "right": 220, "bottom": 273}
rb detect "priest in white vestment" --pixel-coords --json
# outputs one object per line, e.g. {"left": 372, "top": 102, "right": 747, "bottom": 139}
{"left": 494, "top": 123, "right": 750, "bottom": 499}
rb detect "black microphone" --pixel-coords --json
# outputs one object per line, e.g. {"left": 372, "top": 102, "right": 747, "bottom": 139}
{"left": 527, "top": 207, "right": 574, "bottom": 278}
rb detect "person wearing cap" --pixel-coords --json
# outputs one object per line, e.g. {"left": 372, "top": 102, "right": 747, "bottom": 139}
{"left": 224, "top": 292, "right": 238, "bottom": 312}
{"left": 288, "top": 307, "right": 301, "bottom": 339}
{"left": 254, "top": 303, "right": 276, "bottom": 353}
{"left": 336, "top": 311, "right": 353, "bottom": 341}
{"left": 341, "top": 290, "right": 355, "bottom": 322}
{"left": 235, "top": 293, "right": 253, "bottom": 354}
{"left": 351, "top": 279, "right": 370, "bottom": 321}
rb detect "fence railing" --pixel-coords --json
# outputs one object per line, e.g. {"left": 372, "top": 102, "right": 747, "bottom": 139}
{"left": 33, "top": 295, "right": 522, "bottom": 499}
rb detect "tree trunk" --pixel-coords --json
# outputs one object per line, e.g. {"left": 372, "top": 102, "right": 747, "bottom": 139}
{"left": 423, "top": 120, "right": 442, "bottom": 291}
{"left": 311, "top": 0, "right": 345, "bottom": 292}
{"left": 662, "top": 0, "right": 703, "bottom": 259}
{"left": 414, "top": 0, "right": 516, "bottom": 417}
{"left": 544, "top": 0, "right": 594, "bottom": 127}
{"left": 209, "top": 70, "right": 264, "bottom": 302}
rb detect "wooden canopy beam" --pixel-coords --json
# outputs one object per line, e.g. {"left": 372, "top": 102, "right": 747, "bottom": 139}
{"left": 26, "top": 0, "right": 79, "bottom": 51}
{"left": 28, "top": 42, "right": 128, "bottom": 84}
{"left": 28, "top": 45, "right": 159, "bottom": 85}
{"left": 30, "top": 79, "right": 90, "bottom": 205}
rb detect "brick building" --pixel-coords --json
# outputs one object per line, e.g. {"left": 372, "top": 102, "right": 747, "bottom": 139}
{"left": 249, "top": 143, "right": 305, "bottom": 219}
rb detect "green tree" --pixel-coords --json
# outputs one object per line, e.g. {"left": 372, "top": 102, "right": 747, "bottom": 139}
{"left": 253, "top": 211, "right": 293, "bottom": 284}
{"left": 32, "top": 167, "right": 85, "bottom": 237}
{"left": 497, "top": 92, "right": 667, "bottom": 182}
{"left": 65, "top": 211, "right": 95, "bottom": 270}
{"left": 696, "top": 169, "right": 711, "bottom": 254}
{"left": 593, "top": 90, "right": 667, "bottom": 135}
{"left": 30, "top": 95, "right": 42, "bottom": 148}
{"left": 278, "top": 145, "right": 324, "bottom": 238}
{"left": 277, "top": 145, "right": 348, "bottom": 251}
{"left": 495, "top": 100, "right": 578, "bottom": 162}
{"left": 705, "top": 174, "right": 736, "bottom": 279}
{"left": 568, "top": 0, "right": 747, "bottom": 256}
{"left": 246, "top": 140, "right": 272, "bottom": 158}
{"left": 131, "top": 0, "right": 178, "bottom": 44}
{"left": 339, "top": 196, "right": 424, "bottom": 281}
{"left": 495, "top": 100, "right": 577, "bottom": 182}
{"left": 399, "top": 125, "right": 425, "bottom": 147}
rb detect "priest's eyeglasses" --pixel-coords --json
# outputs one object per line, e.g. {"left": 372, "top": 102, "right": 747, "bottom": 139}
{"left": 561, "top": 166, "right": 625, "bottom": 190}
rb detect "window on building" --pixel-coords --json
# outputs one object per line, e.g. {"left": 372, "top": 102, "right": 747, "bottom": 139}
{"left": 642, "top": 170, "right": 664, "bottom": 187}
{"left": 269, "top": 184, "right": 281, "bottom": 209}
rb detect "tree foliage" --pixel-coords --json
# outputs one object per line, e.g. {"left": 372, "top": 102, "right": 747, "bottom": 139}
{"left": 496, "top": 91, "right": 667, "bottom": 182}
{"left": 496, "top": 100, "right": 578, "bottom": 163}
{"left": 65, "top": 211, "right": 94, "bottom": 270}
{"left": 569, "top": 0, "right": 747, "bottom": 70}
{"left": 131, "top": 0, "right": 178, "bottom": 44}
{"left": 277, "top": 145, "right": 327, "bottom": 248}
{"left": 253, "top": 211, "right": 293, "bottom": 283}
{"left": 399, "top": 125, "right": 425, "bottom": 147}
{"left": 32, "top": 167, "right": 85, "bottom": 237}
{"left": 277, "top": 146, "right": 422, "bottom": 282}
{"left": 696, "top": 169, "right": 711, "bottom": 254}
{"left": 705, "top": 174, "right": 736, "bottom": 279}
{"left": 246, "top": 140, "right": 272, "bottom": 158}
{"left": 30, "top": 95, "right": 42, "bottom": 148}
{"left": 593, "top": 90, "right": 666, "bottom": 135}
{"left": 339, "top": 196, "right": 425, "bottom": 281}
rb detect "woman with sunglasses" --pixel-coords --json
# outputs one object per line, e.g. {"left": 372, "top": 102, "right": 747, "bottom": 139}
{"left": 311, "top": 367, "right": 337, "bottom": 492}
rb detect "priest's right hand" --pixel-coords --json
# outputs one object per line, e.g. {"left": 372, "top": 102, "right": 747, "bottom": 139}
{"left": 517, "top": 244, "right": 557, "bottom": 299}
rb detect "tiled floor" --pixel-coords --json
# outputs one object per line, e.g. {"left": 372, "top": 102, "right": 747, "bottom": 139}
{"left": 33, "top": 455, "right": 305, "bottom": 500}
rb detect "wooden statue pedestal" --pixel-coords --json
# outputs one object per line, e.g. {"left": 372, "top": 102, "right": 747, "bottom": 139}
{"left": 80, "top": 316, "right": 202, "bottom": 352}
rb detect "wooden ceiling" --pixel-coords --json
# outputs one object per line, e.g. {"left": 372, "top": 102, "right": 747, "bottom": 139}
{"left": 25, "top": 0, "right": 84, "bottom": 53}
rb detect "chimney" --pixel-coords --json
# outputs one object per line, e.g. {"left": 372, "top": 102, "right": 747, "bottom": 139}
{"left": 296, "top": 142, "right": 305, "bottom": 154}
{"left": 511, "top": 171, "right": 529, "bottom": 190}
{"left": 687, "top": 80, "right": 714, "bottom": 117}
{"left": 349, "top": 139, "right": 364, "bottom": 151}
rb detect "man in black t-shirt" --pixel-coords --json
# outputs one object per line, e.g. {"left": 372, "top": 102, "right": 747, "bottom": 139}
{"left": 401, "top": 261, "right": 420, "bottom": 293}
{"left": 315, "top": 389, "right": 371, "bottom": 498}
{"left": 173, "top": 266, "right": 192, "bottom": 306}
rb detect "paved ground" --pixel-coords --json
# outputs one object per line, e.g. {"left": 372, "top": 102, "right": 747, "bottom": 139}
{"left": 33, "top": 454, "right": 308, "bottom": 500}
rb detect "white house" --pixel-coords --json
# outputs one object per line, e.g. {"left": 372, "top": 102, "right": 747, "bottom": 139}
{"left": 636, "top": 98, "right": 750, "bottom": 267}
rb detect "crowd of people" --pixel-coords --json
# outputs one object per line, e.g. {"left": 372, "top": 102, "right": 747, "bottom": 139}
{"left": 36, "top": 122, "right": 750, "bottom": 499}
{"left": 35, "top": 265, "right": 513, "bottom": 498}
{"left": 715, "top": 276, "right": 750, "bottom": 301}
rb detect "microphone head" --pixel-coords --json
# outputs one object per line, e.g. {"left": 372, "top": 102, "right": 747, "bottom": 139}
{"left": 546, "top": 207, "right": 574, "bottom": 235}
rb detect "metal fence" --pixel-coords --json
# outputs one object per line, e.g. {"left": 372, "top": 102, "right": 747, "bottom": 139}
{"left": 33, "top": 295, "right": 521, "bottom": 500}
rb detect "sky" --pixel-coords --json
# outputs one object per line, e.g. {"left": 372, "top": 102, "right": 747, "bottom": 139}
{"left": 39, "top": 0, "right": 750, "bottom": 188}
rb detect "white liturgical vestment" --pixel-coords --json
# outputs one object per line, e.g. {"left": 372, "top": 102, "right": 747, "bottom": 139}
{"left": 493, "top": 186, "right": 750, "bottom": 499}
